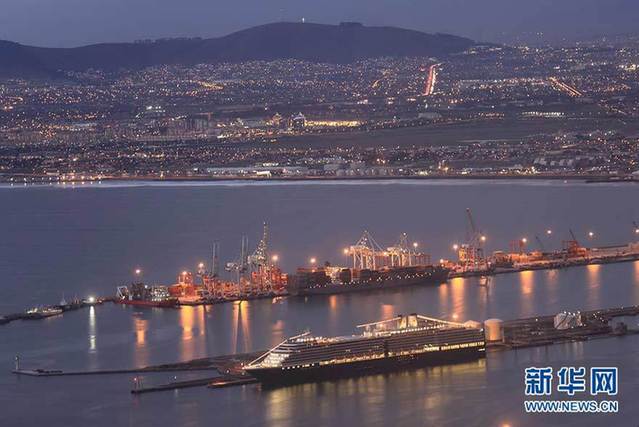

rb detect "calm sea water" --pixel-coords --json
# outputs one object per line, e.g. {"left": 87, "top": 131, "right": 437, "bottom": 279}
{"left": 1, "top": 180, "right": 639, "bottom": 427}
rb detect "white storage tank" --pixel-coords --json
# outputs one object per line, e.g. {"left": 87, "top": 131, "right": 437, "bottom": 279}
{"left": 484, "top": 318, "right": 503, "bottom": 342}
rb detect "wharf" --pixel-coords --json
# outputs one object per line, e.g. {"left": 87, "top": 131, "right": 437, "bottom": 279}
{"left": 13, "top": 352, "right": 263, "bottom": 377}
{"left": 12, "top": 306, "right": 639, "bottom": 393}
{"left": 492, "top": 305, "right": 639, "bottom": 349}
{"left": 177, "top": 292, "right": 289, "bottom": 307}
{"left": 130, "top": 374, "right": 258, "bottom": 394}
{"left": 13, "top": 351, "right": 263, "bottom": 395}
{"left": 497, "top": 253, "right": 639, "bottom": 274}
{"left": 449, "top": 252, "right": 639, "bottom": 280}
{"left": 1, "top": 299, "right": 106, "bottom": 326}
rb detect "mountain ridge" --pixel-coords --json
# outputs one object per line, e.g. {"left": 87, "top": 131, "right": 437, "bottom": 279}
{"left": 0, "top": 22, "right": 476, "bottom": 78}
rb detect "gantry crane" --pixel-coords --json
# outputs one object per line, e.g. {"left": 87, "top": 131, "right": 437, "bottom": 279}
{"left": 348, "top": 230, "right": 384, "bottom": 270}
{"left": 386, "top": 232, "right": 430, "bottom": 267}
{"left": 458, "top": 208, "right": 486, "bottom": 268}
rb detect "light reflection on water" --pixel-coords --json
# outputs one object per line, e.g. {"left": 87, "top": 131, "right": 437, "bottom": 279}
{"left": 88, "top": 306, "right": 97, "bottom": 354}
{"left": 519, "top": 270, "right": 534, "bottom": 317}
{"left": 586, "top": 264, "right": 602, "bottom": 308}
{"left": 178, "top": 306, "right": 207, "bottom": 362}
{"left": 262, "top": 359, "right": 488, "bottom": 427}
{"left": 229, "top": 301, "right": 252, "bottom": 354}
{"left": 134, "top": 316, "right": 148, "bottom": 367}
{"left": 449, "top": 277, "right": 466, "bottom": 321}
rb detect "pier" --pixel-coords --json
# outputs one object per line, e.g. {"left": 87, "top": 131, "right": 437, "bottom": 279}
{"left": 13, "top": 351, "right": 263, "bottom": 394}
{"left": 12, "top": 305, "right": 639, "bottom": 393}
{"left": 1, "top": 298, "right": 106, "bottom": 326}
{"left": 490, "top": 305, "right": 639, "bottom": 349}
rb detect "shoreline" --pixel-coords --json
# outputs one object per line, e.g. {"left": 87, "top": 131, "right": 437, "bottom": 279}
{"left": 1, "top": 173, "right": 638, "bottom": 187}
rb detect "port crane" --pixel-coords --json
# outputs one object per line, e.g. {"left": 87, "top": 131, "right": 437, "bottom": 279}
{"left": 225, "top": 236, "right": 249, "bottom": 295}
{"left": 386, "top": 233, "right": 430, "bottom": 267}
{"left": 248, "top": 222, "right": 269, "bottom": 268}
{"left": 221, "top": 223, "right": 286, "bottom": 297}
{"left": 247, "top": 222, "right": 277, "bottom": 293}
{"left": 561, "top": 229, "right": 581, "bottom": 257}
{"left": 348, "top": 230, "right": 384, "bottom": 270}
{"left": 211, "top": 241, "right": 220, "bottom": 278}
{"left": 458, "top": 208, "right": 487, "bottom": 269}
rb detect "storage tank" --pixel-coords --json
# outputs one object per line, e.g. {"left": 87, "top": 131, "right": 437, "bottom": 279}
{"left": 484, "top": 318, "right": 503, "bottom": 342}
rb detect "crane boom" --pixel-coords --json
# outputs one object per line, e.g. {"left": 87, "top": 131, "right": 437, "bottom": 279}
{"left": 466, "top": 208, "right": 477, "bottom": 233}
{"left": 569, "top": 228, "right": 579, "bottom": 244}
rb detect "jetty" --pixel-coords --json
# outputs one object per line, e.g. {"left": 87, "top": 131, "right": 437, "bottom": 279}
{"left": 12, "top": 305, "right": 639, "bottom": 393}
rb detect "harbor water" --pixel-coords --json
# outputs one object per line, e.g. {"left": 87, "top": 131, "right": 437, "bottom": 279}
{"left": 1, "top": 180, "right": 639, "bottom": 426}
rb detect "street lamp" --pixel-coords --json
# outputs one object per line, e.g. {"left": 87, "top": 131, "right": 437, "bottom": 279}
{"left": 453, "top": 244, "right": 459, "bottom": 251}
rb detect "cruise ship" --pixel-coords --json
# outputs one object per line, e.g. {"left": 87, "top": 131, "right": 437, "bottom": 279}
{"left": 244, "top": 313, "right": 485, "bottom": 385}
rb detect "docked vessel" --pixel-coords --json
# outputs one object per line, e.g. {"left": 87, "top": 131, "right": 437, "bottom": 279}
{"left": 448, "top": 263, "right": 495, "bottom": 278}
{"left": 289, "top": 265, "right": 449, "bottom": 296}
{"left": 23, "top": 306, "right": 63, "bottom": 320}
{"left": 290, "top": 231, "right": 449, "bottom": 296}
{"left": 115, "top": 283, "right": 178, "bottom": 308}
{"left": 244, "top": 313, "right": 485, "bottom": 385}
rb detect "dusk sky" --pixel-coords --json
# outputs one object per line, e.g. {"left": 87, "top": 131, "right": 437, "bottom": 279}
{"left": 1, "top": 0, "right": 638, "bottom": 47}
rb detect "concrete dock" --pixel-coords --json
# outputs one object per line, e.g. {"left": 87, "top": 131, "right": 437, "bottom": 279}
{"left": 12, "top": 305, "right": 639, "bottom": 393}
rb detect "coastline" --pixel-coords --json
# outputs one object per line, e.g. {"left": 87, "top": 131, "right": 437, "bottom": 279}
{"left": 1, "top": 173, "right": 638, "bottom": 188}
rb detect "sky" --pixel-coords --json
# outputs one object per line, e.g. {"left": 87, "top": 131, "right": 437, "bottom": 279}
{"left": 1, "top": 0, "right": 638, "bottom": 47}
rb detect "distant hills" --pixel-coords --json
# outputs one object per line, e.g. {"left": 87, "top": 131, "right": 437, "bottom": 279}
{"left": 0, "top": 22, "right": 476, "bottom": 78}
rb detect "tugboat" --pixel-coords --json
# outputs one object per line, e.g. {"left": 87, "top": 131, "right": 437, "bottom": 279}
{"left": 115, "top": 283, "right": 178, "bottom": 308}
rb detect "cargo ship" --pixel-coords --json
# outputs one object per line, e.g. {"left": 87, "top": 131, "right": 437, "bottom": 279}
{"left": 289, "top": 265, "right": 449, "bottom": 296}
{"left": 244, "top": 313, "right": 485, "bottom": 385}
{"left": 115, "top": 283, "right": 178, "bottom": 308}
